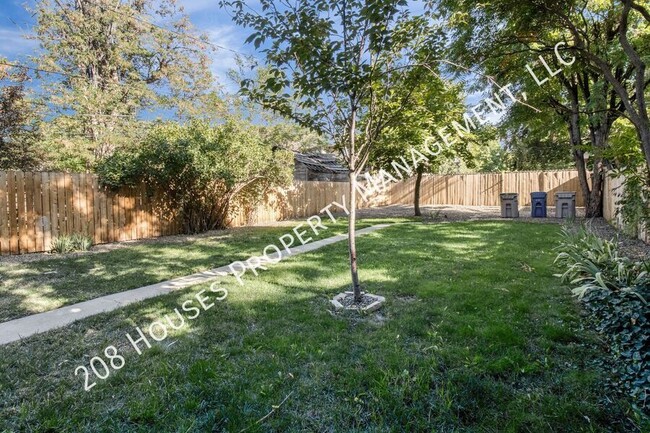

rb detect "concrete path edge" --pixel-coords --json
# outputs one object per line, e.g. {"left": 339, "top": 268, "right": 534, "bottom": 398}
{"left": 0, "top": 224, "right": 391, "bottom": 345}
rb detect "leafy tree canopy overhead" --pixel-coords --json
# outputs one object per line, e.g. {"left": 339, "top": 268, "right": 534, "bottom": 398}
{"left": 0, "top": 61, "right": 45, "bottom": 171}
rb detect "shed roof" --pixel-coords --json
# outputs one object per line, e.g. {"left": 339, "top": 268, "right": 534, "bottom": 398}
{"left": 294, "top": 152, "right": 349, "bottom": 174}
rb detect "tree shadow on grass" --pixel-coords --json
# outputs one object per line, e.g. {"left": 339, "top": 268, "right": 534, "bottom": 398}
{"left": 0, "top": 243, "right": 637, "bottom": 433}
{"left": 0, "top": 220, "right": 383, "bottom": 322}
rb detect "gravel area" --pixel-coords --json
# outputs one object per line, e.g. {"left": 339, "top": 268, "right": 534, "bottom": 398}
{"left": 583, "top": 218, "right": 650, "bottom": 260}
{"left": 355, "top": 204, "right": 586, "bottom": 221}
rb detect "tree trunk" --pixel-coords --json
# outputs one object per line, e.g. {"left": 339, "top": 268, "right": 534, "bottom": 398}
{"left": 414, "top": 166, "right": 423, "bottom": 217}
{"left": 639, "top": 124, "right": 650, "bottom": 174}
{"left": 348, "top": 170, "right": 361, "bottom": 301}
{"left": 572, "top": 149, "right": 594, "bottom": 215}
{"left": 584, "top": 125, "right": 610, "bottom": 218}
{"left": 566, "top": 93, "right": 594, "bottom": 216}
{"left": 348, "top": 105, "right": 362, "bottom": 303}
{"left": 587, "top": 167, "right": 604, "bottom": 217}
{"left": 563, "top": 80, "right": 606, "bottom": 218}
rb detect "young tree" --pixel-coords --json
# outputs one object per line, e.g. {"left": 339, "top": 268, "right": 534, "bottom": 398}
{"left": 368, "top": 76, "right": 465, "bottom": 216}
{"left": 33, "top": 0, "right": 214, "bottom": 162}
{"left": 221, "top": 0, "right": 443, "bottom": 301}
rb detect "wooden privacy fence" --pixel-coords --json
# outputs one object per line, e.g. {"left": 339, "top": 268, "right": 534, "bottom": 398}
{"left": 0, "top": 171, "right": 350, "bottom": 255}
{"left": 378, "top": 170, "right": 585, "bottom": 207}
{"left": 0, "top": 169, "right": 593, "bottom": 255}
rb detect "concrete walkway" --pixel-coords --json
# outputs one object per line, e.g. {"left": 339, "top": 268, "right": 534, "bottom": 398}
{"left": 0, "top": 224, "right": 391, "bottom": 345}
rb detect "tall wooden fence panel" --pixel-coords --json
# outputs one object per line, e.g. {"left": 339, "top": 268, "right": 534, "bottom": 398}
{"left": 228, "top": 180, "right": 350, "bottom": 227}
{"left": 603, "top": 174, "right": 648, "bottom": 244}
{"left": 0, "top": 171, "right": 185, "bottom": 255}
{"left": 379, "top": 170, "right": 584, "bottom": 207}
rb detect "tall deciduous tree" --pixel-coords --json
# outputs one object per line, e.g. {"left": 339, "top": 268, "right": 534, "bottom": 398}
{"left": 33, "top": 0, "right": 214, "bottom": 163}
{"left": 545, "top": 0, "right": 650, "bottom": 174}
{"left": 368, "top": 75, "right": 465, "bottom": 216}
{"left": 438, "top": 0, "right": 639, "bottom": 216}
{"left": 221, "top": 0, "right": 443, "bottom": 301}
{"left": 0, "top": 62, "right": 44, "bottom": 170}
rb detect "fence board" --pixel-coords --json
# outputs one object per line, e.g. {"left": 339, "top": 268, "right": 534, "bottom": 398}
{"left": 70, "top": 174, "right": 80, "bottom": 234}
{"left": 33, "top": 173, "right": 44, "bottom": 252}
{"left": 15, "top": 172, "right": 27, "bottom": 253}
{"left": 7, "top": 172, "right": 17, "bottom": 254}
{"left": 98, "top": 184, "right": 107, "bottom": 243}
{"left": 25, "top": 172, "right": 37, "bottom": 253}
{"left": 91, "top": 177, "right": 100, "bottom": 244}
{"left": 603, "top": 174, "right": 648, "bottom": 244}
{"left": 54, "top": 173, "right": 64, "bottom": 238}
{"left": 41, "top": 173, "right": 51, "bottom": 251}
{"left": 49, "top": 174, "right": 58, "bottom": 242}
{"left": 0, "top": 172, "right": 7, "bottom": 255}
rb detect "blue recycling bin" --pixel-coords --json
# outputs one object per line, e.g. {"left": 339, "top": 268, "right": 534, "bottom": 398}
{"left": 530, "top": 192, "right": 547, "bottom": 218}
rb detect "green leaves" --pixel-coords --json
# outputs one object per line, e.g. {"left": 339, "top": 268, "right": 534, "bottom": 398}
{"left": 554, "top": 223, "right": 650, "bottom": 411}
{"left": 33, "top": 0, "right": 214, "bottom": 162}
{"left": 96, "top": 119, "right": 293, "bottom": 233}
{"left": 554, "top": 223, "right": 649, "bottom": 300}
{"left": 223, "top": 0, "right": 444, "bottom": 168}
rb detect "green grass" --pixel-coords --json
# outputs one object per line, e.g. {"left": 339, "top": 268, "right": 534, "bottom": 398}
{"left": 0, "top": 218, "right": 401, "bottom": 322}
{"left": 0, "top": 221, "right": 646, "bottom": 432}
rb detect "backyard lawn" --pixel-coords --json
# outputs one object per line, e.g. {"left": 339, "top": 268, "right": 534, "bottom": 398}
{"left": 0, "top": 219, "right": 388, "bottom": 322}
{"left": 0, "top": 221, "right": 645, "bottom": 432}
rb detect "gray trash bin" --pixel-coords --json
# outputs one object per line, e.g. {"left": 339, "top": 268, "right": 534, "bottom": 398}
{"left": 555, "top": 192, "right": 576, "bottom": 219}
{"left": 500, "top": 193, "right": 519, "bottom": 218}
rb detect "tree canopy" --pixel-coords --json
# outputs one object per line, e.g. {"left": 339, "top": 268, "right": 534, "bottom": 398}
{"left": 33, "top": 0, "right": 214, "bottom": 164}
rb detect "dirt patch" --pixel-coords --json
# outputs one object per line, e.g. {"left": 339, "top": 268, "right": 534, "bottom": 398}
{"left": 355, "top": 204, "right": 587, "bottom": 222}
{"left": 584, "top": 218, "right": 650, "bottom": 260}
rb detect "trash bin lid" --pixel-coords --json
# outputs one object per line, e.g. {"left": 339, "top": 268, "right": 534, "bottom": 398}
{"left": 555, "top": 192, "right": 576, "bottom": 199}
{"left": 531, "top": 192, "right": 547, "bottom": 199}
{"left": 500, "top": 193, "right": 518, "bottom": 199}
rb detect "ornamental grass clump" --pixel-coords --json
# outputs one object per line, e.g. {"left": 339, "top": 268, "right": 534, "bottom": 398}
{"left": 51, "top": 233, "right": 93, "bottom": 254}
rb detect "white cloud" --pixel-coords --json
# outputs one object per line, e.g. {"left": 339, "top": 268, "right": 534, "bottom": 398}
{"left": 0, "top": 28, "right": 38, "bottom": 58}
{"left": 204, "top": 24, "right": 251, "bottom": 93}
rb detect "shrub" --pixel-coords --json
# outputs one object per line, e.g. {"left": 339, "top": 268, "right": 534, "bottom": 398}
{"left": 96, "top": 119, "right": 293, "bottom": 233}
{"left": 50, "top": 235, "right": 75, "bottom": 254}
{"left": 554, "top": 223, "right": 649, "bottom": 413}
{"left": 70, "top": 233, "right": 93, "bottom": 251}
{"left": 50, "top": 233, "right": 93, "bottom": 253}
